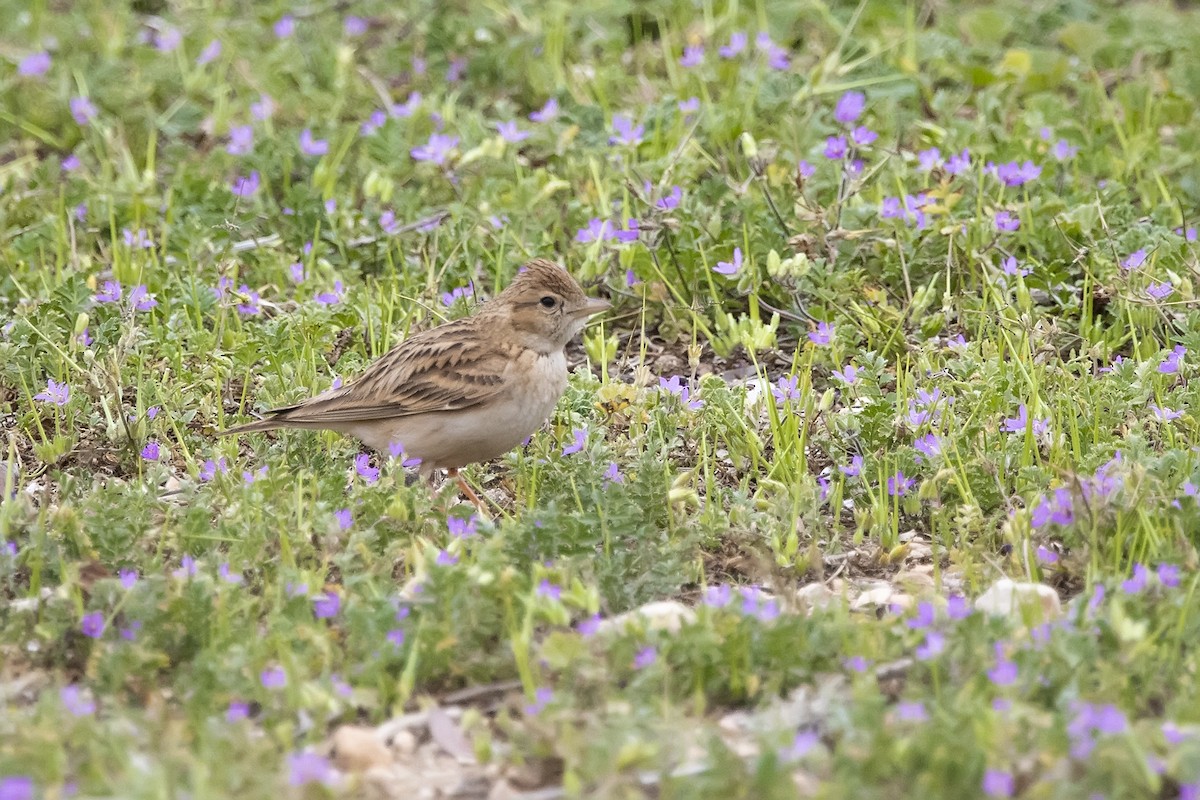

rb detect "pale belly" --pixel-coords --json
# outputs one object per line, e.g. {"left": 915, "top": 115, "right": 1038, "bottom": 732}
{"left": 343, "top": 350, "right": 568, "bottom": 471}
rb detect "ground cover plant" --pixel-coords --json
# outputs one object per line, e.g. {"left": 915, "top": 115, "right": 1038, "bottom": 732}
{"left": 3, "top": 0, "right": 1200, "bottom": 797}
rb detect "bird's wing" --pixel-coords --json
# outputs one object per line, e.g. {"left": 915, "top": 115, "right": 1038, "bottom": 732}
{"left": 263, "top": 319, "right": 513, "bottom": 425}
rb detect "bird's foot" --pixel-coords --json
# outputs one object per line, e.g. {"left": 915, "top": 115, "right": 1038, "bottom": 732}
{"left": 446, "top": 468, "right": 490, "bottom": 518}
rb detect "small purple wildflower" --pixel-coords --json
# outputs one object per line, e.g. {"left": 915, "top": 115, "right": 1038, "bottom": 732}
{"left": 226, "top": 125, "right": 253, "bottom": 155}
{"left": 529, "top": 98, "right": 558, "bottom": 123}
{"left": 833, "top": 364, "right": 859, "bottom": 385}
{"left": 287, "top": 752, "right": 336, "bottom": 787}
{"left": 353, "top": 453, "right": 379, "bottom": 483}
{"left": 200, "top": 458, "right": 228, "bottom": 481}
{"left": 495, "top": 120, "right": 530, "bottom": 143}
{"left": 314, "top": 281, "right": 345, "bottom": 306}
{"left": 333, "top": 508, "right": 353, "bottom": 531}
{"left": 1159, "top": 345, "right": 1185, "bottom": 375}
{"left": 633, "top": 645, "right": 657, "bottom": 668}
{"left": 678, "top": 97, "right": 700, "bottom": 114}
{"left": 447, "top": 515, "right": 477, "bottom": 539}
{"left": 680, "top": 45, "right": 704, "bottom": 67}
{"left": 218, "top": 563, "right": 243, "bottom": 585}
{"left": 62, "top": 154, "right": 80, "bottom": 172}
{"left": 525, "top": 687, "right": 553, "bottom": 715}
{"left": 575, "top": 218, "right": 617, "bottom": 243}
{"left": 1036, "top": 546, "right": 1059, "bottom": 564}
{"left": 704, "top": 584, "right": 733, "bottom": 607}
{"left": 226, "top": 701, "right": 249, "bottom": 722}
{"left": 34, "top": 378, "right": 69, "bottom": 407}
{"left": 840, "top": 454, "right": 864, "bottom": 478}
{"left": 81, "top": 612, "right": 105, "bottom": 639}
{"left": 70, "top": 96, "right": 97, "bottom": 125}
{"left": 446, "top": 57, "right": 467, "bottom": 82}
{"left": 343, "top": 15, "right": 368, "bottom": 36}
{"left": 850, "top": 126, "right": 877, "bottom": 147}
{"left": 1121, "top": 563, "right": 1149, "bottom": 594}
{"left": 798, "top": 159, "right": 816, "bottom": 179}
{"left": 915, "top": 630, "right": 945, "bottom": 660}
{"left": 718, "top": 32, "right": 747, "bottom": 58}
{"left": 714, "top": 247, "right": 743, "bottom": 276}
{"left": 834, "top": 91, "right": 865, "bottom": 124}
{"left": 946, "top": 594, "right": 971, "bottom": 620}
{"left": 196, "top": 39, "right": 222, "bottom": 65}
{"left": 1158, "top": 563, "right": 1181, "bottom": 588}
{"left": 823, "top": 135, "right": 848, "bottom": 159}
{"left": 435, "top": 549, "right": 458, "bottom": 567}
{"left": 61, "top": 685, "right": 96, "bottom": 716}
{"left": 441, "top": 284, "right": 474, "bottom": 306}
{"left": 386, "top": 628, "right": 405, "bottom": 648}
{"left": 917, "top": 147, "right": 941, "bottom": 171}
{"left": 140, "top": 441, "right": 161, "bottom": 461}
{"left": 603, "top": 461, "right": 624, "bottom": 484}
{"left": 994, "top": 210, "right": 1020, "bottom": 232}
{"left": 1147, "top": 281, "right": 1174, "bottom": 301}
{"left": 808, "top": 322, "right": 834, "bottom": 346}
{"left": 894, "top": 701, "right": 927, "bottom": 722}
{"left": 298, "top": 129, "right": 328, "bottom": 157}
{"left": 993, "top": 160, "right": 1041, "bottom": 186}
{"left": 914, "top": 433, "right": 941, "bottom": 460}
{"left": 1150, "top": 404, "right": 1182, "bottom": 422}
{"left": 843, "top": 655, "right": 869, "bottom": 673}
{"left": 536, "top": 579, "right": 562, "bottom": 600}
{"left": 655, "top": 185, "right": 683, "bottom": 210}
{"left": 18, "top": 51, "right": 51, "bottom": 77}
{"left": 945, "top": 148, "right": 971, "bottom": 175}
{"left": 907, "top": 602, "right": 935, "bottom": 629}
{"left": 153, "top": 27, "right": 181, "bottom": 52}
{"left": 614, "top": 219, "right": 640, "bottom": 243}
{"left": 982, "top": 769, "right": 1014, "bottom": 798}
{"left": 1053, "top": 140, "right": 1078, "bottom": 161}
{"left": 988, "top": 645, "right": 1018, "bottom": 686}
{"left": 410, "top": 133, "right": 458, "bottom": 165}
{"left": 314, "top": 592, "right": 341, "bottom": 619}
{"left": 1121, "top": 249, "right": 1147, "bottom": 270}
{"left": 173, "top": 555, "right": 198, "bottom": 579}
{"left": 1001, "top": 256, "right": 1028, "bottom": 277}
{"left": 1031, "top": 488, "right": 1074, "bottom": 528}
{"left": 561, "top": 428, "right": 587, "bottom": 456}
{"left": 1001, "top": 404, "right": 1050, "bottom": 436}
{"left": 230, "top": 171, "right": 260, "bottom": 196}
{"left": 772, "top": 375, "right": 801, "bottom": 404}
{"left": 659, "top": 375, "right": 704, "bottom": 410}
{"left": 887, "top": 470, "right": 914, "bottom": 497}
{"left": 260, "top": 667, "right": 287, "bottom": 689}
{"left": 129, "top": 284, "right": 157, "bottom": 311}
{"left": 119, "top": 569, "right": 139, "bottom": 590}
{"left": 609, "top": 114, "right": 644, "bottom": 146}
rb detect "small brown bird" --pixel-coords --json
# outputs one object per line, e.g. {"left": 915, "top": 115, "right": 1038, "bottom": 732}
{"left": 220, "top": 259, "right": 611, "bottom": 506}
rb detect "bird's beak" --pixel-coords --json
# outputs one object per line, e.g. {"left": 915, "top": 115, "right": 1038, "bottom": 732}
{"left": 575, "top": 297, "right": 612, "bottom": 317}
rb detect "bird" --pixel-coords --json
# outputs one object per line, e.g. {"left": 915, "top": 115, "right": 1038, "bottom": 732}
{"left": 219, "top": 258, "right": 611, "bottom": 509}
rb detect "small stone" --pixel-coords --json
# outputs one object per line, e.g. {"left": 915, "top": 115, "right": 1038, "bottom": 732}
{"left": 329, "top": 725, "right": 392, "bottom": 772}
{"left": 974, "top": 579, "right": 1061, "bottom": 621}
{"left": 595, "top": 600, "right": 696, "bottom": 635}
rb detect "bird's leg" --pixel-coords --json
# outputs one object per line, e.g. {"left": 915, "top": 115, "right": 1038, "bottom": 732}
{"left": 446, "top": 468, "right": 489, "bottom": 517}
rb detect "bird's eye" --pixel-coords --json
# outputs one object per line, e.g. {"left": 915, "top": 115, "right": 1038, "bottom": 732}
{"left": 539, "top": 296, "right": 557, "bottom": 308}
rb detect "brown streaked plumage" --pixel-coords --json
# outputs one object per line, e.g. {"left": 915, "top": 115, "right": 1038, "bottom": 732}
{"left": 219, "top": 259, "right": 610, "bottom": 502}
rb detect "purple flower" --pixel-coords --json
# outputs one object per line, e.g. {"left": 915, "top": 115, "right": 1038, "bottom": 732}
{"left": 1164, "top": 721, "right": 1188, "bottom": 745}
{"left": 1001, "top": 256, "right": 1028, "bottom": 277}
{"left": 286, "top": 582, "right": 308, "bottom": 598}
{"left": 1031, "top": 488, "right": 1074, "bottom": 528}
{"left": 288, "top": 752, "right": 336, "bottom": 787}
{"left": 446, "top": 57, "right": 467, "bottom": 82}
{"left": 154, "top": 28, "right": 182, "bottom": 52}
{"left": 918, "top": 147, "right": 941, "bottom": 171}
{"left": 343, "top": 15, "right": 368, "bottom": 36}
{"left": 603, "top": 461, "right": 624, "bottom": 484}
{"left": 704, "top": 584, "right": 732, "bottom": 607}
{"left": 993, "top": 160, "right": 1041, "bottom": 186}
{"left": 823, "top": 135, "right": 848, "bottom": 159}
{"left": 718, "top": 32, "right": 747, "bottom": 58}
{"left": 1146, "top": 281, "right": 1173, "bottom": 301}
{"left": 609, "top": 114, "right": 644, "bottom": 146}
{"left": 851, "top": 126, "right": 877, "bottom": 146}
{"left": 798, "top": 159, "right": 815, "bottom": 179}
{"left": 118, "top": 569, "right": 138, "bottom": 590}
{"left": 766, "top": 45, "right": 789, "bottom": 70}
{"left": 315, "top": 281, "right": 345, "bottom": 305}
{"left": 834, "top": 91, "right": 866, "bottom": 124}
{"left": 633, "top": 645, "right": 657, "bottom": 668}
{"left": 529, "top": 98, "right": 558, "bottom": 123}
{"left": 441, "top": 284, "right": 474, "bottom": 306}
{"left": 81, "top": 611, "right": 105, "bottom": 638}
{"left": 1121, "top": 249, "right": 1147, "bottom": 270}
{"left": 332, "top": 508, "right": 353, "bottom": 531}
{"left": 261, "top": 666, "right": 287, "bottom": 689}
{"left": 1158, "top": 563, "right": 1181, "bottom": 588}
{"left": 840, "top": 454, "right": 863, "bottom": 478}
{"left": 525, "top": 687, "right": 553, "bottom": 715}
{"left": 536, "top": 579, "right": 562, "bottom": 600}
{"left": 659, "top": 375, "right": 704, "bottom": 410}
{"left": 1053, "top": 140, "right": 1078, "bottom": 161}
{"left": 0, "top": 777, "right": 33, "bottom": 800}
{"left": 353, "top": 453, "right": 379, "bottom": 483}
{"left": 914, "top": 630, "right": 945, "bottom": 660}
{"left": 946, "top": 148, "right": 971, "bottom": 175}
{"left": 614, "top": 219, "right": 640, "bottom": 243}
{"left": 173, "top": 555, "right": 198, "bottom": 579}
{"left": 226, "top": 124, "right": 253, "bottom": 155}
{"left": 1001, "top": 404, "right": 1050, "bottom": 436}
{"left": 907, "top": 602, "right": 935, "bottom": 629}
{"left": 655, "top": 185, "right": 683, "bottom": 210}
{"left": 887, "top": 470, "right": 914, "bottom": 497}
{"left": 141, "top": 441, "right": 160, "bottom": 461}
{"left": 61, "top": 154, "right": 81, "bottom": 174}
{"left": 447, "top": 515, "right": 477, "bottom": 539}
{"left": 947, "top": 594, "right": 971, "bottom": 620}
{"left": 273, "top": 15, "right": 295, "bottom": 38}
{"left": 60, "top": 685, "right": 95, "bottom": 716}
{"left": 576, "top": 613, "right": 601, "bottom": 636}
{"left": 679, "top": 45, "right": 704, "bottom": 67}
{"left": 1036, "top": 545, "right": 1059, "bottom": 564}
{"left": 200, "top": 458, "right": 228, "bottom": 481}
{"left": 231, "top": 171, "right": 260, "bottom": 196}
{"left": 411, "top": 133, "right": 459, "bottom": 165}
{"left": 914, "top": 433, "right": 941, "bottom": 460}
{"left": 197, "top": 39, "right": 222, "bottom": 65}
{"left": 1177, "top": 226, "right": 1198, "bottom": 242}
{"left": 994, "top": 210, "right": 1020, "bottom": 232}
{"left": 1121, "top": 563, "right": 1149, "bottom": 594}
{"left": 1151, "top": 404, "right": 1182, "bottom": 422}
{"left": 18, "top": 51, "right": 51, "bottom": 77}
{"left": 772, "top": 375, "right": 801, "bottom": 404}
{"left": 894, "top": 701, "right": 927, "bottom": 722}
{"left": 843, "top": 655, "right": 869, "bottom": 673}
{"left": 495, "top": 120, "right": 530, "bottom": 143}
{"left": 34, "top": 378, "right": 70, "bottom": 407}
{"left": 235, "top": 285, "right": 261, "bottom": 316}
{"left": 251, "top": 94, "right": 275, "bottom": 121}
{"left": 314, "top": 592, "right": 340, "bottom": 619}
{"left": 435, "top": 549, "right": 458, "bottom": 567}
{"left": 714, "top": 247, "right": 743, "bottom": 276}
{"left": 386, "top": 628, "right": 406, "bottom": 648}
{"left": 808, "top": 321, "right": 834, "bottom": 346}
{"left": 129, "top": 284, "right": 157, "bottom": 311}
{"left": 561, "top": 428, "right": 587, "bottom": 456}
{"left": 218, "top": 563, "right": 243, "bottom": 584}
{"left": 988, "top": 647, "right": 1018, "bottom": 686}
{"left": 298, "top": 129, "right": 328, "bottom": 157}
{"left": 833, "top": 364, "right": 859, "bottom": 385}
{"left": 1159, "top": 345, "right": 1185, "bottom": 375}
{"left": 226, "top": 700, "right": 249, "bottom": 722}
{"left": 982, "top": 769, "right": 1014, "bottom": 798}
{"left": 575, "top": 218, "right": 617, "bottom": 243}
{"left": 70, "top": 96, "right": 97, "bottom": 125}
{"left": 360, "top": 109, "right": 387, "bottom": 136}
